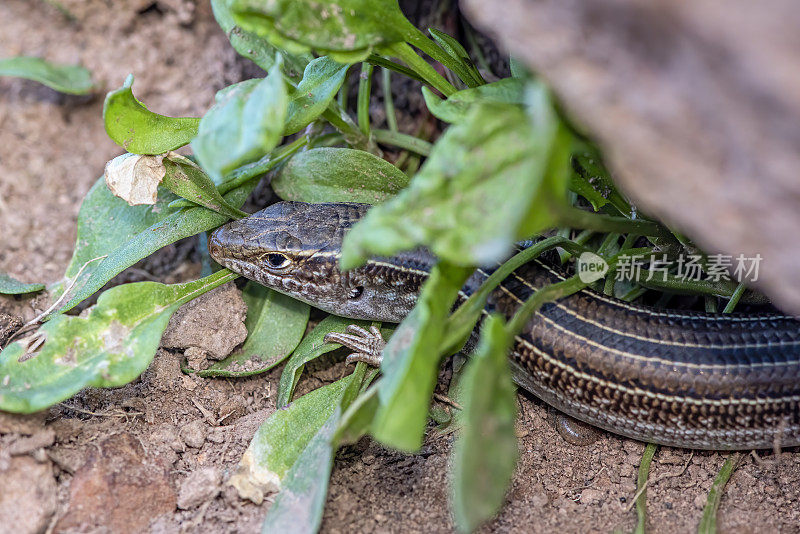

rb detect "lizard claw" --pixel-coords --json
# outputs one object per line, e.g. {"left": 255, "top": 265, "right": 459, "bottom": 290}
{"left": 324, "top": 324, "right": 385, "bottom": 367}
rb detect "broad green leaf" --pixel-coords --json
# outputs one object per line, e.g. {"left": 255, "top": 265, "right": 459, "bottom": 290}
{"left": 334, "top": 384, "right": 379, "bottom": 446}
{"left": 421, "top": 78, "right": 525, "bottom": 124}
{"left": 284, "top": 57, "right": 350, "bottom": 135}
{"left": 212, "top": 0, "right": 312, "bottom": 80}
{"left": 272, "top": 147, "right": 409, "bottom": 203}
{"left": 0, "top": 56, "right": 93, "bottom": 94}
{"left": 212, "top": 0, "right": 278, "bottom": 72}
{"left": 103, "top": 75, "right": 200, "bottom": 154}
{"left": 232, "top": 0, "right": 416, "bottom": 61}
{"left": 451, "top": 314, "right": 518, "bottom": 533}
{"left": 192, "top": 62, "right": 288, "bottom": 184}
{"left": 51, "top": 176, "right": 256, "bottom": 315}
{"left": 261, "top": 410, "right": 338, "bottom": 534}
{"left": 197, "top": 282, "right": 310, "bottom": 377}
{"left": 0, "top": 273, "right": 45, "bottom": 295}
{"left": 276, "top": 315, "right": 373, "bottom": 408}
{"left": 0, "top": 270, "right": 236, "bottom": 413}
{"left": 161, "top": 155, "right": 248, "bottom": 220}
{"left": 229, "top": 375, "right": 354, "bottom": 503}
{"left": 261, "top": 365, "right": 365, "bottom": 533}
{"left": 54, "top": 177, "right": 179, "bottom": 292}
{"left": 371, "top": 262, "right": 472, "bottom": 452}
{"left": 341, "top": 96, "right": 565, "bottom": 270}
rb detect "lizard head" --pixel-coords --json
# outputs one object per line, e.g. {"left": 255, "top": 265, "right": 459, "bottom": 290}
{"left": 208, "top": 201, "right": 422, "bottom": 321}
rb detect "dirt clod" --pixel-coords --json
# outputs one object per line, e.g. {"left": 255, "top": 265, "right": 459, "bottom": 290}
{"left": 180, "top": 419, "right": 208, "bottom": 449}
{"left": 160, "top": 282, "right": 248, "bottom": 360}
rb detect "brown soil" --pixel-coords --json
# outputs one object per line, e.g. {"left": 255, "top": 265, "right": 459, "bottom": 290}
{"left": 1, "top": 1, "right": 799, "bottom": 533}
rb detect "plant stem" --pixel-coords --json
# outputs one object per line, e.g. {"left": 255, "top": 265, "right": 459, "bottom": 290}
{"left": 552, "top": 204, "right": 672, "bottom": 238}
{"left": 218, "top": 135, "right": 309, "bottom": 194}
{"left": 372, "top": 129, "right": 432, "bottom": 156}
{"left": 321, "top": 105, "right": 371, "bottom": 151}
{"left": 722, "top": 283, "right": 746, "bottom": 313}
{"left": 357, "top": 62, "right": 374, "bottom": 137}
{"left": 382, "top": 68, "right": 398, "bottom": 133}
{"left": 442, "top": 236, "right": 591, "bottom": 355}
{"left": 366, "top": 54, "right": 425, "bottom": 83}
{"left": 385, "top": 42, "right": 456, "bottom": 97}
{"left": 698, "top": 453, "right": 742, "bottom": 534}
{"left": 506, "top": 275, "right": 588, "bottom": 337}
{"left": 634, "top": 443, "right": 658, "bottom": 534}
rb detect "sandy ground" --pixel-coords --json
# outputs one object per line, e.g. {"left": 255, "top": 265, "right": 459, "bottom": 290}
{"left": 1, "top": 1, "right": 799, "bottom": 533}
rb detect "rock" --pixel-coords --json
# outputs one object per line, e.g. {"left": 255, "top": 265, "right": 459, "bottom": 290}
{"left": 160, "top": 282, "right": 247, "bottom": 359}
{"left": 0, "top": 456, "right": 57, "bottom": 534}
{"left": 54, "top": 433, "right": 176, "bottom": 533}
{"left": 177, "top": 467, "right": 221, "bottom": 509}
{"left": 462, "top": 0, "right": 800, "bottom": 314}
{"left": 180, "top": 420, "right": 207, "bottom": 449}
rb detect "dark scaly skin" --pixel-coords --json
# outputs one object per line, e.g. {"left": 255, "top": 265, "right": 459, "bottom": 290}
{"left": 208, "top": 201, "right": 800, "bottom": 450}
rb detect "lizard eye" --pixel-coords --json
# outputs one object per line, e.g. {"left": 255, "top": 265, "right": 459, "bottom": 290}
{"left": 265, "top": 253, "right": 290, "bottom": 269}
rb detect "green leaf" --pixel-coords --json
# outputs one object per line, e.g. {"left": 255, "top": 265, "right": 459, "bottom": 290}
{"left": 260, "top": 410, "right": 339, "bottom": 534}
{"left": 0, "top": 273, "right": 45, "bottom": 295}
{"left": 508, "top": 57, "right": 529, "bottom": 79}
{"left": 451, "top": 314, "right": 518, "bottom": 533}
{"left": 261, "top": 365, "right": 365, "bottom": 533}
{"left": 0, "top": 269, "right": 236, "bottom": 413}
{"left": 0, "top": 56, "right": 93, "bottom": 94}
{"left": 161, "top": 154, "right": 248, "bottom": 220}
{"left": 334, "top": 384, "right": 379, "bottom": 446}
{"left": 421, "top": 78, "right": 525, "bottom": 124}
{"left": 212, "top": 0, "right": 312, "bottom": 80}
{"left": 197, "top": 282, "right": 310, "bottom": 377}
{"left": 52, "top": 176, "right": 256, "bottom": 315}
{"left": 54, "top": 177, "right": 178, "bottom": 292}
{"left": 569, "top": 144, "right": 632, "bottom": 216}
{"left": 192, "top": 63, "right": 288, "bottom": 184}
{"left": 341, "top": 96, "right": 566, "bottom": 270}
{"left": 212, "top": 0, "right": 279, "bottom": 71}
{"left": 272, "top": 147, "right": 409, "bottom": 203}
{"left": 284, "top": 57, "right": 350, "bottom": 135}
{"left": 231, "top": 0, "right": 414, "bottom": 61}
{"left": 103, "top": 75, "right": 200, "bottom": 154}
{"left": 276, "top": 315, "right": 373, "bottom": 408}
{"left": 427, "top": 28, "right": 484, "bottom": 87}
{"left": 370, "top": 262, "right": 472, "bottom": 452}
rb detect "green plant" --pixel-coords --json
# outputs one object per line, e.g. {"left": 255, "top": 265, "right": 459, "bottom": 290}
{"left": 0, "top": 1, "right": 750, "bottom": 532}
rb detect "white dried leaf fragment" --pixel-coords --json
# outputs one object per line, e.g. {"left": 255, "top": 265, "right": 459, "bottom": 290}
{"left": 104, "top": 152, "right": 166, "bottom": 205}
{"left": 227, "top": 448, "right": 280, "bottom": 505}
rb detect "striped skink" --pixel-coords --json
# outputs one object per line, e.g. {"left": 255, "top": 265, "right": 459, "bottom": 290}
{"left": 208, "top": 201, "right": 800, "bottom": 450}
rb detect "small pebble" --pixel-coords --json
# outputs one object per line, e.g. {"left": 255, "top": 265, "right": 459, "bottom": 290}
{"left": 180, "top": 420, "right": 207, "bottom": 449}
